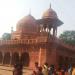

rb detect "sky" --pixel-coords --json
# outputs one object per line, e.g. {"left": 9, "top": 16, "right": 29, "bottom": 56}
{"left": 0, "top": 0, "right": 75, "bottom": 37}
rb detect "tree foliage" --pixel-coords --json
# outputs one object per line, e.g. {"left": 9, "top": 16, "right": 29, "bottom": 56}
{"left": 2, "top": 33, "right": 11, "bottom": 40}
{"left": 59, "top": 31, "right": 75, "bottom": 45}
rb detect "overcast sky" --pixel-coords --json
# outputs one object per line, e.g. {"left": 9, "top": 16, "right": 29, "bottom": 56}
{"left": 0, "top": 0, "right": 75, "bottom": 37}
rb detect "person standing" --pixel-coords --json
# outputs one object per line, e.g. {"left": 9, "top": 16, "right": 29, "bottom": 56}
{"left": 13, "top": 63, "right": 23, "bottom": 75}
{"left": 42, "top": 63, "right": 49, "bottom": 75}
{"left": 48, "top": 65, "right": 56, "bottom": 75}
{"left": 32, "top": 62, "right": 39, "bottom": 75}
{"left": 68, "top": 64, "right": 72, "bottom": 75}
{"left": 72, "top": 65, "right": 75, "bottom": 75}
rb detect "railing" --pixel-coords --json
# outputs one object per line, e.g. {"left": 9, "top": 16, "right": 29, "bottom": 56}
{"left": 0, "top": 37, "right": 48, "bottom": 46}
{"left": 56, "top": 37, "right": 75, "bottom": 50}
{"left": 0, "top": 37, "right": 75, "bottom": 50}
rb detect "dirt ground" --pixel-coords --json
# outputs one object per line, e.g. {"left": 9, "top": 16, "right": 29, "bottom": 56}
{"left": 0, "top": 65, "right": 33, "bottom": 75}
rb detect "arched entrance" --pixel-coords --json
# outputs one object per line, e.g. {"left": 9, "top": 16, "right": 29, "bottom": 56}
{"left": 20, "top": 52, "right": 30, "bottom": 67}
{"left": 3, "top": 52, "right": 10, "bottom": 64}
{"left": 11, "top": 52, "right": 19, "bottom": 65}
{"left": 58, "top": 56, "right": 70, "bottom": 69}
{"left": 0, "top": 52, "right": 3, "bottom": 64}
{"left": 58, "top": 56, "right": 65, "bottom": 67}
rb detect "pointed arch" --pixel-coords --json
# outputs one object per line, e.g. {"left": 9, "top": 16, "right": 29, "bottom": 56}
{"left": 11, "top": 52, "right": 19, "bottom": 65}
{"left": 20, "top": 52, "right": 30, "bottom": 67}
{"left": 3, "top": 52, "right": 10, "bottom": 64}
{"left": 0, "top": 52, "right": 3, "bottom": 64}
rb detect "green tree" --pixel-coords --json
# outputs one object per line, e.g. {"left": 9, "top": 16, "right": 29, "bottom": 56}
{"left": 59, "top": 31, "right": 75, "bottom": 45}
{"left": 2, "top": 33, "right": 11, "bottom": 40}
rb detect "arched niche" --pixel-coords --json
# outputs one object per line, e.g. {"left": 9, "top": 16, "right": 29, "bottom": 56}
{"left": 58, "top": 56, "right": 64, "bottom": 67}
{"left": 0, "top": 51, "right": 3, "bottom": 64}
{"left": 11, "top": 52, "right": 19, "bottom": 65}
{"left": 20, "top": 52, "right": 30, "bottom": 67}
{"left": 3, "top": 52, "right": 10, "bottom": 64}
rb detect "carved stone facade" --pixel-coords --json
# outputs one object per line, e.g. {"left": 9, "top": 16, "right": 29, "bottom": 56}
{"left": 0, "top": 5, "right": 75, "bottom": 69}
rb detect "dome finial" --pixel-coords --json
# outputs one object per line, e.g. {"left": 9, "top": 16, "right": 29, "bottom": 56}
{"left": 11, "top": 26, "right": 13, "bottom": 33}
{"left": 29, "top": 8, "right": 31, "bottom": 15}
{"left": 50, "top": 3, "right": 51, "bottom": 8}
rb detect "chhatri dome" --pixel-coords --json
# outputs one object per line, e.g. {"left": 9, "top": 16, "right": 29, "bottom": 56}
{"left": 42, "top": 4, "right": 57, "bottom": 19}
{"left": 16, "top": 14, "right": 38, "bottom": 33}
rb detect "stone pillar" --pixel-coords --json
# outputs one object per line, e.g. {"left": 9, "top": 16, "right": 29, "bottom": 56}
{"left": 53, "top": 27, "right": 55, "bottom": 36}
{"left": 10, "top": 52, "right": 12, "bottom": 65}
{"left": 39, "top": 47, "right": 46, "bottom": 66}
{"left": 56, "top": 27, "right": 57, "bottom": 36}
{"left": 39, "top": 48, "right": 42, "bottom": 65}
{"left": 2, "top": 52, "right": 4, "bottom": 64}
{"left": 53, "top": 27, "right": 57, "bottom": 36}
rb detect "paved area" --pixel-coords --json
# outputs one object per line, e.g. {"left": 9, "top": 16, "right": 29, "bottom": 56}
{"left": 0, "top": 65, "right": 33, "bottom": 75}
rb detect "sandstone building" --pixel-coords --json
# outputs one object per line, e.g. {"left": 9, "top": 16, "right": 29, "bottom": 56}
{"left": 0, "top": 5, "right": 75, "bottom": 69}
